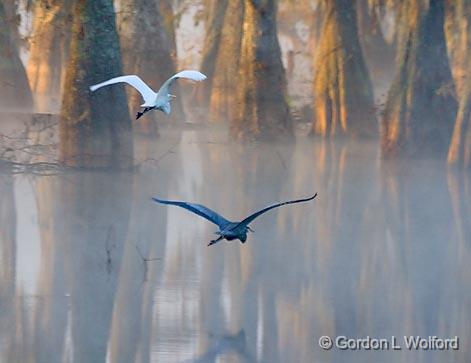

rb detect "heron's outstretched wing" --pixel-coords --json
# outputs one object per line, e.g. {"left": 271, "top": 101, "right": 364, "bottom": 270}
{"left": 152, "top": 197, "right": 230, "bottom": 228}
{"left": 90, "top": 75, "right": 157, "bottom": 106}
{"left": 156, "top": 70, "right": 207, "bottom": 98}
{"left": 236, "top": 194, "right": 317, "bottom": 228}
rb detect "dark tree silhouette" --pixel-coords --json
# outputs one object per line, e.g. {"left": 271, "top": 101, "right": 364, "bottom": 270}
{"left": 59, "top": 0, "right": 133, "bottom": 168}
{"left": 196, "top": 0, "right": 229, "bottom": 108}
{"left": 381, "top": 0, "right": 457, "bottom": 158}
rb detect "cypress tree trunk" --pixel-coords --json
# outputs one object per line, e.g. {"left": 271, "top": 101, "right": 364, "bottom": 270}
{"left": 306, "top": 3, "right": 325, "bottom": 77}
{"left": 0, "top": 0, "right": 33, "bottom": 111}
{"left": 448, "top": 59, "right": 471, "bottom": 168}
{"left": 311, "top": 0, "right": 376, "bottom": 138}
{"left": 117, "top": 0, "right": 183, "bottom": 133}
{"left": 27, "top": 0, "right": 72, "bottom": 113}
{"left": 196, "top": 0, "right": 229, "bottom": 108}
{"left": 59, "top": 0, "right": 133, "bottom": 168}
{"left": 381, "top": 0, "right": 457, "bottom": 158}
{"left": 231, "top": 0, "right": 293, "bottom": 141}
{"left": 445, "top": 0, "right": 471, "bottom": 96}
{"left": 3, "top": 0, "right": 21, "bottom": 49}
{"left": 446, "top": 0, "right": 471, "bottom": 168}
{"left": 159, "top": 0, "right": 177, "bottom": 57}
{"left": 208, "top": 0, "right": 244, "bottom": 122}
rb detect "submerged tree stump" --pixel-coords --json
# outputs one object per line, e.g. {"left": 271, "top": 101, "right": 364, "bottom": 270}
{"left": 312, "top": 0, "right": 376, "bottom": 138}
{"left": 381, "top": 0, "right": 457, "bottom": 158}
{"left": 231, "top": 0, "right": 293, "bottom": 141}
{"left": 59, "top": 0, "right": 133, "bottom": 168}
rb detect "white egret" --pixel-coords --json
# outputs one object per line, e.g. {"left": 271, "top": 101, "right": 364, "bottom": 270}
{"left": 152, "top": 194, "right": 317, "bottom": 246}
{"left": 89, "top": 70, "right": 207, "bottom": 119}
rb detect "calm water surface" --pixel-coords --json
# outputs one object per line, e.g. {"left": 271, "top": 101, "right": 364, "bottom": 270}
{"left": 0, "top": 124, "right": 470, "bottom": 363}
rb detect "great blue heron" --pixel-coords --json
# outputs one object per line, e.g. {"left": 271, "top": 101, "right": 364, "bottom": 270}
{"left": 89, "top": 70, "right": 206, "bottom": 119}
{"left": 152, "top": 193, "right": 317, "bottom": 246}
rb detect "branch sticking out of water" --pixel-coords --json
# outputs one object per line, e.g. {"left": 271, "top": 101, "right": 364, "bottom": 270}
{"left": 130, "top": 241, "right": 161, "bottom": 283}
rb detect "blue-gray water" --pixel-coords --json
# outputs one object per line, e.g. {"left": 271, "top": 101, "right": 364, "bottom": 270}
{"left": 0, "top": 123, "right": 470, "bottom": 363}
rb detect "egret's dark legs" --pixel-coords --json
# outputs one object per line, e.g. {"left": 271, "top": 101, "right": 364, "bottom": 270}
{"left": 208, "top": 235, "right": 224, "bottom": 246}
{"left": 136, "top": 107, "right": 155, "bottom": 119}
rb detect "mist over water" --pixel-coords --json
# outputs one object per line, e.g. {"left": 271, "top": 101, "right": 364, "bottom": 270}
{"left": 0, "top": 121, "right": 470, "bottom": 363}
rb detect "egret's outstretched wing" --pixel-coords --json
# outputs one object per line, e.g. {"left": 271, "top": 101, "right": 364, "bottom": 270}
{"left": 156, "top": 70, "right": 207, "bottom": 98}
{"left": 152, "top": 197, "right": 230, "bottom": 228}
{"left": 90, "top": 75, "right": 157, "bottom": 106}
{"left": 236, "top": 194, "right": 317, "bottom": 228}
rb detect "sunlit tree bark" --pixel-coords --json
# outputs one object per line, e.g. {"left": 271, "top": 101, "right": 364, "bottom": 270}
{"left": 208, "top": 0, "right": 244, "bottom": 122}
{"left": 445, "top": 0, "right": 471, "bottom": 167}
{"left": 60, "top": 0, "right": 133, "bottom": 168}
{"left": 231, "top": 0, "right": 293, "bottom": 141}
{"left": 381, "top": 0, "right": 457, "bottom": 158}
{"left": 311, "top": 0, "right": 376, "bottom": 138}
{"left": 448, "top": 58, "right": 471, "bottom": 168}
{"left": 27, "top": 0, "right": 72, "bottom": 113}
{"left": 117, "top": 0, "right": 183, "bottom": 133}
{"left": 0, "top": 0, "right": 33, "bottom": 111}
{"left": 445, "top": 0, "right": 471, "bottom": 96}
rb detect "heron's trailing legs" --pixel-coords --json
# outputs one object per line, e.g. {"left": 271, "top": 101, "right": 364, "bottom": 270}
{"left": 208, "top": 235, "right": 224, "bottom": 246}
{"left": 136, "top": 106, "right": 155, "bottom": 119}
